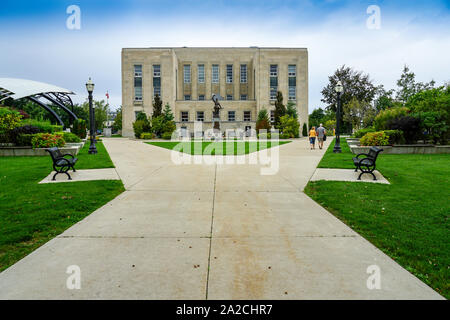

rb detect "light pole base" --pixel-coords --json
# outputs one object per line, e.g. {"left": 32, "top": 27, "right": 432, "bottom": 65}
{"left": 88, "top": 141, "right": 98, "bottom": 154}
{"left": 333, "top": 146, "right": 342, "bottom": 153}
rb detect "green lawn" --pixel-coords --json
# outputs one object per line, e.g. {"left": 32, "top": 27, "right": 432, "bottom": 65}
{"left": 0, "top": 142, "right": 124, "bottom": 272}
{"left": 146, "top": 140, "right": 291, "bottom": 155}
{"left": 304, "top": 138, "right": 450, "bottom": 298}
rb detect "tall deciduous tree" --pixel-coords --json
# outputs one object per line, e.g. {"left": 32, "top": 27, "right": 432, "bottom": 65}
{"left": 343, "top": 97, "right": 377, "bottom": 130}
{"left": 321, "top": 65, "right": 376, "bottom": 132}
{"left": 396, "top": 65, "right": 435, "bottom": 104}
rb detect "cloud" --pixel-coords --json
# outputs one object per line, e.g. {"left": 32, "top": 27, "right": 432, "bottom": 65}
{"left": 0, "top": 0, "right": 448, "bottom": 113}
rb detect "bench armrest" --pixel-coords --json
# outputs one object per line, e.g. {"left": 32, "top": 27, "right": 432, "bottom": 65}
{"left": 62, "top": 153, "right": 75, "bottom": 159}
{"left": 355, "top": 153, "right": 369, "bottom": 159}
{"left": 55, "top": 157, "right": 71, "bottom": 166}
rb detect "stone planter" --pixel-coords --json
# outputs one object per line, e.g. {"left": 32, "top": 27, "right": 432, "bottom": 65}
{"left": 350, "top": 144, "right": 450, "bottom": 154}
{"left": 0, "top": 146, "right": 81, "bottom": 157}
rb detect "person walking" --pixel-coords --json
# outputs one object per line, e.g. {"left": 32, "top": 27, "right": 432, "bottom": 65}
{"left": 309, "top": 126, "right": 317, "bottom": 150}
{"left": 316, "top": 123, "right": 326, "bottom": 150}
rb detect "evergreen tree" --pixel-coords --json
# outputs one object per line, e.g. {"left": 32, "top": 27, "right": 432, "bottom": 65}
{"left": 152, "top": 94, "right": 162, "bottom": 118}
{"left": 162, "top": 103, "right": 174, "bottom": 122}
{"left": 274, "top": 91, "right": 286, "bottom": 128}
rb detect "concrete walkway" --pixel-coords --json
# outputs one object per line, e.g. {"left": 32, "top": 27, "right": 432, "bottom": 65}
{"left": 0, "top": 138, "right": 443, "bottom": 299}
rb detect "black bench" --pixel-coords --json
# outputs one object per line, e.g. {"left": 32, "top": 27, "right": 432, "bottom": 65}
{"left": 352, "top": 146, "right": 383, "bottom": 180}
{"left": 46, "top": 147, "right": 78, "bottom": 181}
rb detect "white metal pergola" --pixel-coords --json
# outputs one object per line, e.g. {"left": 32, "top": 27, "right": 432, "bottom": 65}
{"left": 0, "top": 78, "right": 77, "bottom": 128}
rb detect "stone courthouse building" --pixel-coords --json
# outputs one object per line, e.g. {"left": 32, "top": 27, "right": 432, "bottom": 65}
{"left": 121, "top": 47, "right": 308, "bottom": 137}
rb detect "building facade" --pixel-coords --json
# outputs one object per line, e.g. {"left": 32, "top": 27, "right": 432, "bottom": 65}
{"left": 121, "top": 47, "right": 308, "bottom": 137}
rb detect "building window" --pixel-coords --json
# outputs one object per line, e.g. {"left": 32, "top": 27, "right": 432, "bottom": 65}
{"left": 181, "top": 111, "right": 189, "bottom": 122}
{"left": 240, "top": 64, "right": 247, "bottom": 83}
{"left": 183, "top": 65, "right": 191, "bottom": 83}
{"left": 228, "top": 111, "right": 235, "bottom": 122}
{"left": 244, "top": 111, "right": 251, "bottom": 122}
{"left": 226, "top": 64, "right": 233, "bottom": 83}
{"left": 212, "top": 64, "right": 219, "bottom": 84}
{"left": 198, "top": 64, "right": 205, "bottom": 83}
{"left": 153, "top": 64, "right": 161, "bottom": 97}
{"left": 135, "top": 111, "right": 141, "bottom": 120}
{"left": 270, "top": 64, "right": 278, "bottom": 77}
{"left": 184, "top": 95, "right": 191, "bottom": 101}
{"left": 269, "top": 64, "right": 278, "bottom": 100}
{"left": 196, "top": 111, "right": 204, "bottom": 122}
{"left": 240, "top": 94, "right": 247, "bottom": 100}
{"left": 226, "top": 94, "right": 233, "bottom": 101}
{"left": 198, "top": 95, "right": 205, "bottom": 100}
{"left": 134, "top": 65, "right": 142, "bottom": 101}
{"left": 288, "top": 64, "right": 296, "bottom": 100}
{"left": 270, "top": 110, "right": 275, "bottom": 123}
{"left": 288, "top": 65, "right": 296, "bottom": 77}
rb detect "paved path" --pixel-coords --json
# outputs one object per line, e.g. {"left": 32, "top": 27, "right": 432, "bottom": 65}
{"left": 0, "top": 138, "right": 442, "bottom": 299}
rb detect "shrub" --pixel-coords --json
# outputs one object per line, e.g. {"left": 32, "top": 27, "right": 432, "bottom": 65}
{"left": 383, "top": 130, "right": 405, "bottom": 145}
{"left": 10, "top": 125, "right": 40, "bottom": 144}
{"left": 386, "top": 115, "right": 422, "bottom": 144}
{"left": 31, "top": 133, "right": 65, "bottom": 148}
{"left": 280, "top": 132, "right": 291, "bottom": 139}
{"left": 414, "top": 111, "right": 449, "bottom": 145}
{"left": 59, "top": 132, "right": 81, "bottom": 143}
{"left": 72, "top": 119, "right": 87, "bottom": 139}
{"left": 140, "top": 132, "right": 154, "bottom": 139}
{"left": 16, "top": 134, "right": 35, "bottom": 146}
{"left": 360, "top": 131, "right": 389, "bottom": 146}
{"left": 0, "top": 107, "right": 22, "bottom": 131}
{"left": 354, "top": 127, "right": 375, "bottom": 138}
{"left": 256, "top": 109, "right": 272, "bottom": 133}
{"left": 133, "top": 120, "right": 150, "bottom": 138}
{"left": 135, "top": 111, "right": 148, "bottom": 121}
{"left": 374, "top": 107, "right": 409, "bottom": 131}
{"left": 279, "top": 115, "right": 300, "bottom": 138}
{"left": 302, "top": 123, "right": 308, "bottom": 137}
{"left": 21, "top": 119, "right": 62, "bottom": 133}
{"left": 162, "top": 132, "right": 173, "bottom": 140}
{"left": 257, "top": 132, "right": 271, "bottom": 139}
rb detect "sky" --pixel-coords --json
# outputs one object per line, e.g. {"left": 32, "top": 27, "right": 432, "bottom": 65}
{"left": 0, "top": 0, "right": 449, "bottom": 113}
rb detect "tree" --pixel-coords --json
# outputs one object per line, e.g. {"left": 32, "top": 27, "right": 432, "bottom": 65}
{"left": 152, "top": 94, "right": 162, "bottom": 118}
{"left": 256, "top": 109, "right": 271, "bottom": 133}
{"left": 374, "top": 85, "right": 396, "bottom": 111}
{"left": 396, "top": 65, "right": 435, "bottom": 104}
{"left": 273, "top": 91, "right": 286, "bottom": 128}
{"left": 112, "top": 107, "right": 122, "bottom": 132}
{"left": 343, "top": 97, "right": 377, "bottom": 130}
{"left": 302, "top": 123, "right": 308, "bottom": 137}
{"left": 309, "top": 108, "right": 325, "bottom": 128}
{"left": 321, "top": 65, "right": 376, "bottom": 133}
{"left": 279, "top": 115, "right": 300, "bottom": 138}
{"left": 82, "top": 99, "right": 109, "bottom": 131}
{"left": 286, "top": 102, "right": 298, "bottom": 119}
{"left": 162, "top": 103, "right": 174, "bottom": 122}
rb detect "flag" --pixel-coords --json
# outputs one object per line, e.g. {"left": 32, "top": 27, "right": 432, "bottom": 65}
{"left": 106, "top": 92, "right": 109, "bottom": 99}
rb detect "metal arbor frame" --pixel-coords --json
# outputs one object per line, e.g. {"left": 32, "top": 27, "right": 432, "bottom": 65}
{"left": 0, "top": 79, "right": 77, "bottom": 129}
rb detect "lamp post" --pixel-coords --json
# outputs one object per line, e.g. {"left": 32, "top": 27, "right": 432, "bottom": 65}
{"left": 86, "top": 78, "right": 97, "bottom": 154}
{"left": 333, "top": 80, "right": 344, "bottom": 153}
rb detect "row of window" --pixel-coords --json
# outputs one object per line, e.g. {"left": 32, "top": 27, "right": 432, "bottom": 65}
{"left": 180, "top": 110, "right": 252, "bottom": 122}
{"left": 134, "top": 64, "right": 297, "bottom": 101}
{"left": 183, "top": 64, "right": 247, "bottom": 84}
{"left": 183, "top": 94, "right": 248, "bottom": 101}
